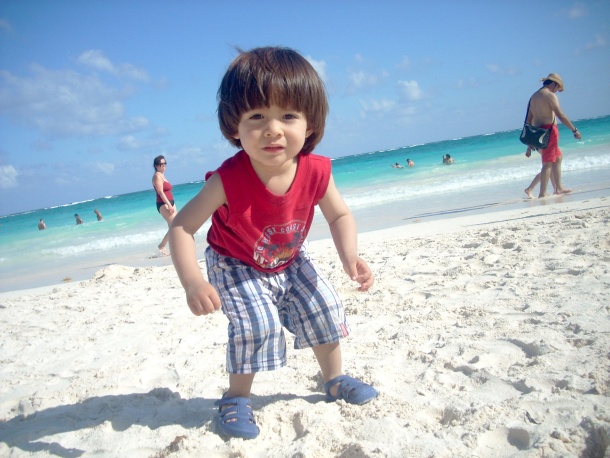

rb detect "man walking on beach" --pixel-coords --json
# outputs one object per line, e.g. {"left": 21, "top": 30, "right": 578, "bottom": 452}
{"left": 524, "top": 73, "right": 582, "bottom": 199}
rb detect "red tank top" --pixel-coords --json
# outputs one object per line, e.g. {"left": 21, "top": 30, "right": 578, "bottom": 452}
{"left": 155, "top": 180, "right": 174, "bottom": 203}
{"left": 206, "top": 150, "right": 331, "bottom": 272}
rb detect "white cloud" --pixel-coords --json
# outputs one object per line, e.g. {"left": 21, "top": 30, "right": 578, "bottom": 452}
{"left": 167, "top": 143, "right": 230, "bottom": 169}
{"left": 116, "top": 135, "right": 160, "bottom": 151}
{"left": 486, "top": 64, "right": 518, "bottom": 76}
{"left": 398, "top": 80, "right": 422, "bottom": 101}
{"left": 117, "top": 135, "right": 144, "bottom": 151}
{"left": 566, "top": 3, "right": 587, "bottom": 18}
{"left": 575, "top": 33, "right": 607, "bottom": 55}
{"left": 585, "top": 34, "right": 607, "bottom": 50}
{"left": 349, "top": 70, "right": 379, "bottom": 89}
{"left": 305, "top": 56, "right": 327, "bottom": 83}
{"left": 399, "top": 105, "right": 417, "bottom": 117}
{"left": 91, "top": 162, "right": 115, "bottom": 175}
{"left": 345, "top": 54, "right": 389, "bottom": 95}
{"left": 359, "top": 99, "right": 396, "bottom": 116}
{"left": 0, "top": 65, "right": 149, "bottom": 137}
{"left": 0, "top": 165, "right": 18, "bottom": 188}
{"left": 397, "top": 56, "right": 412, "bottom": 70}
{"left": 54, "top": 176, "right": 71, "bottom": 186}
{"left": 0, "top": 18, "right": 12, "bottom": 33}
{"left": 457, "top": 78, "right": 481, "bottom": 89}
{"left": 77, "top": 49, "right": 150, "bottom": 81}
{"left": 78, "top": 49, "right": 114, "bottom": 73}
{"left": 486, "top": 64, "right": 501, "bottom": 74}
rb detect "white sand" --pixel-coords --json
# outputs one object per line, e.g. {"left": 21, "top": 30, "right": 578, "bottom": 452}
{"left": 1, "top": 196, "right": 609, "bottom": 457}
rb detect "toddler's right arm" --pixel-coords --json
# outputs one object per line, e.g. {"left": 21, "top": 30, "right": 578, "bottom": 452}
{"left": 169, "top": 173, "right": 226, "bottom": 316}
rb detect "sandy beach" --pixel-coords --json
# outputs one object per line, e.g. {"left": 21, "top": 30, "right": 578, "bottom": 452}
{"left": 1, "top": 196, "right": 609, "bottom": 457}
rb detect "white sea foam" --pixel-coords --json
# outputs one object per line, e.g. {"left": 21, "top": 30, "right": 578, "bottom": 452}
{"left": 41, "top": 231, "right": 162, "bottom": 256}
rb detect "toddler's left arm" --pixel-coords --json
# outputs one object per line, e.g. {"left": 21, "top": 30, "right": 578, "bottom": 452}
{"left": 319, "top": 175, "right": 374, "bottom": 291}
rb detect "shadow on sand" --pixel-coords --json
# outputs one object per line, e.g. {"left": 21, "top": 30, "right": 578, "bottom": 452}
{"left": 0, "top": 387, "right": 322, "bottom": 456}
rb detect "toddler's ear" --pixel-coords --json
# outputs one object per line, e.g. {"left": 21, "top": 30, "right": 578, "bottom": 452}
{"left": 305, "top": 129, "right": 313, "bottom": 138}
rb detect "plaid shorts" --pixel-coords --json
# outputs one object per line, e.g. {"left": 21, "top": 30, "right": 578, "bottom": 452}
{"left": 205, "top": 245, "right": 350, "bottom": 374}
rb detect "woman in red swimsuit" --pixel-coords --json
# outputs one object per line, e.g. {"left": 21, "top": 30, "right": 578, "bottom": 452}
{"left": 152, "top": 155, "right": 178, "bottom": 255}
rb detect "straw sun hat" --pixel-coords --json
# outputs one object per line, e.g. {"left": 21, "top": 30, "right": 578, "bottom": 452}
{"left": 540, "top": 73, "right": 564, "bottom": 92}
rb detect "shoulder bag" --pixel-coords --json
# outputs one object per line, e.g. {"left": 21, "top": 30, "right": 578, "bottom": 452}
{"left": 519, "top": 99, "right": 551, "bottom": 150}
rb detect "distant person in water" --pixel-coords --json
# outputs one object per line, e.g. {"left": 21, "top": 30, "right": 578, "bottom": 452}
{"left": 152, "top": 155, "right": 177, "bottom": 255}
{"left": 94, "top": 209, "right": 103, "bottom": 221}
{"left": 74, "top": 214, "right": 83, "bottom": 225}
{"left": 406, "top": 159, "right": 414, "bottom": 167}
{"left": 443, "top": 154, "right": 454, "bottom": 164}
{"left": 391, "top": 162, "right": 403, "bottom": 168}
{"left": 38, "top": 219, "right": 46, "bottom": 230}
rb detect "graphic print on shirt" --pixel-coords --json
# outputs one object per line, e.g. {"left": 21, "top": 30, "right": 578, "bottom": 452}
{"left": 253, "top": 220, "right": 307, "bottom": 269}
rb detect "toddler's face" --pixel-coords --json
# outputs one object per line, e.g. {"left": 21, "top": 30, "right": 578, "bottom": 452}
{"left": 233, "top": 105, "right": 312, "bottom": 168}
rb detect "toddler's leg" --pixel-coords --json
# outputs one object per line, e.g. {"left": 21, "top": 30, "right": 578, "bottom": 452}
{"left": 313, "top": 342, "right": 377, "bottom": 405}
{"left": 215, "top": 373, "right": 259, "bottom": 439}
{"left": 226, "top": 373, "right": 256, "bottom": 398}
{"left": 313, "top": 342, "right": 342, "bottom": 389}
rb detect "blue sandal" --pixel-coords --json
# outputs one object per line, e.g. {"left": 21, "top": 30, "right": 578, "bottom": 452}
{"left": 324, "top": 375, "right": 378, "bottom": 405}
{"left": 214, "top": 396, "right": 259, "bottom": 439}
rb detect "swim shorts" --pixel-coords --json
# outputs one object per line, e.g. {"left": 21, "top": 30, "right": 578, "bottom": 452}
{"left": 540, "top": 124, "right": 562, "bottom": 163}
{"left": 205, "top": 244, "right": 350, "bottom": 374}
{"left": 156, "top": 199, "right": 175, "bottom": 212}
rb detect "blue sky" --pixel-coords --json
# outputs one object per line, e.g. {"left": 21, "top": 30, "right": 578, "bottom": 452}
{"left": 1, "top": 0, "right": 609, "bottom": 215}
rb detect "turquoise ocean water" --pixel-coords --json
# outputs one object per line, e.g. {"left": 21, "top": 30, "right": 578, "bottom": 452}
{"left": 2, "top": 116, "right": 609, "bottom": 292}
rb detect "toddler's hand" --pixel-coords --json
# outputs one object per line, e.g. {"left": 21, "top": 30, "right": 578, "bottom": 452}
{"left": 185, "top": 281, "right": 222, "bottom": 316}
{"left": 345, "top": 257, "right": 374, "bottom": 292}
